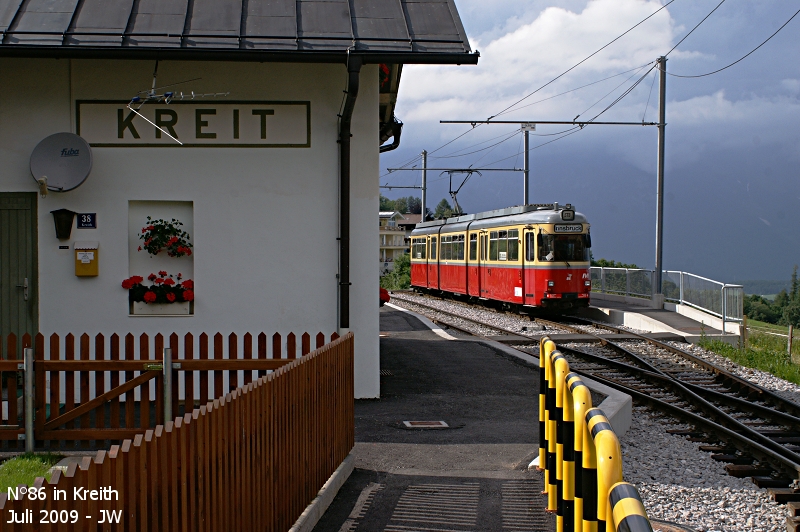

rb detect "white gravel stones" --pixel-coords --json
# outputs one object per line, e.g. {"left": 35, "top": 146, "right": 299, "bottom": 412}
{"left": 669, "top": 341, "right": 800, "bottom": 407}
{"left": 622, "top": 406, "right": 784, "bottom": 532}
{"left": 390, "top": 292, "right": 574, "bottom": 335}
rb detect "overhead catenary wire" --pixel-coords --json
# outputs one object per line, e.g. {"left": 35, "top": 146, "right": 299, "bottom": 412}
{"left": 667, "top": 7, "right": 800, "bottom": 78}
{"left": 664, "top": 0, "right": 727, "bottom": 58}
{"left": 489, "top": 0, "right": 677, "bottom": 120}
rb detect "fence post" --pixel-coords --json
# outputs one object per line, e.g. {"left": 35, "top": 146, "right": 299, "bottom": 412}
{"left": 164, "top": 347, "right": 173, "bottom": 423}
{"left": 679, "top": 271, "right": 684, "bottom": 304}
{"left": 721, "top": 286, "right": 727, "bottom": 335}
{"left": 626, "top": 269, "right": 631, "bottom": 297}
{"left": 790, "top": 325, "right": 796, "bottom": 363}
{"left": 742, "top": 316, "right": 748, "bottom": 350}
{"left": 601, "top": 268, "right": 606, "bottom": 293}
{"left": 24, "top": 348, "right": 34, "bottom": 453}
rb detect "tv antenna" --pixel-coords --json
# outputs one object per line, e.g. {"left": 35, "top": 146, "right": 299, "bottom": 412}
{"left": 441, "top": 169, "right": 481, "bottom": 215}
{"left": 127, "top": 61, "right": 230, "bottom": 145}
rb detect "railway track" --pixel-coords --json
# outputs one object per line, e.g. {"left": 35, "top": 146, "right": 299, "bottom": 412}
{"left": 390, "top": 292, "right": 800, "bottom": 490}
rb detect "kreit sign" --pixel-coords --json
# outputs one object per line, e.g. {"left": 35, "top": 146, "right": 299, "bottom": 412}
{"left": 76, "top": 100, "right": 310, "bottom": 148}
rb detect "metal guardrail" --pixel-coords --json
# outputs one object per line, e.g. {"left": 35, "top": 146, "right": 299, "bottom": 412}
{"left": 591, "top": 267, "right": 744, "bottom": 326}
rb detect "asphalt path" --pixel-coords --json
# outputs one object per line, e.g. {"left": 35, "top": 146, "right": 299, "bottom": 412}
{"left": 312, "top": 307, "right": 554, "bottom": 532}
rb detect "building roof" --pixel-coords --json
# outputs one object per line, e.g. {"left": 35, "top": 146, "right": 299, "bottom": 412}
{"left": 0, "top": 0, "right": 476, "bottom": 64}
{"left": 397, "top": 213, "right": 421, "bottom": 225}
{"left": 379, "top": 211, "right": 404, "bottom": 219}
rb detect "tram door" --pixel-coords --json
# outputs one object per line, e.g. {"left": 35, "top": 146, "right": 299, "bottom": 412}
{"left": 479, "top": 233, "right": 488, "bottom": 298}
{"left": 427, "top": 236, "right": 439, "bottom": 289}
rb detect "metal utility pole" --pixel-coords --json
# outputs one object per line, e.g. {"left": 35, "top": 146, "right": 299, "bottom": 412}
{"left": 421, "top": 150, "right": 427, "bottom": 221}
{"left": 521, "top": 123, "right": 535, "bottom": 204}
{"left": 654, "top": 56, "right": 667, "bottom": 300}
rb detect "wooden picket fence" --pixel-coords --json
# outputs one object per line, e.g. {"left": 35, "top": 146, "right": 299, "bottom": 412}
{"left": 0, "top": 332, "right": 354, "bottom": 531}
{"left": 0, "top": 331, "right": 337, "bottom": 449}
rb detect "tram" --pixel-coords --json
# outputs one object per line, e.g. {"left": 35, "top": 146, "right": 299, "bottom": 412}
{"left": 409, "top": 203, "right": 591, "bottom": 311}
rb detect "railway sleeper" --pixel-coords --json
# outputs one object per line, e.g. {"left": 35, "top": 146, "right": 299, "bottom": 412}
{"left": 724, "top": 463, "right": 773, "bottom": 478}
{"left": 752, "top": 476, "right": 793, "bottom": 489}
{"left": 711, "top": 454, "right": 753, "bottom": 465}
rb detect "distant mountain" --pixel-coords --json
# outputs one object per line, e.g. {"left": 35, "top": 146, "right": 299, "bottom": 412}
{"left": 738, "top": 280, "right": 791, "bottom": 296}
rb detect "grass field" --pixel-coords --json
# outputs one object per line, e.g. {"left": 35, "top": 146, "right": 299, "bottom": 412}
{"left": 701, "top": 327, "right": 800, "bottom": 386}
{"left": 0, "top": 453, "right": 62, "bottom": 493}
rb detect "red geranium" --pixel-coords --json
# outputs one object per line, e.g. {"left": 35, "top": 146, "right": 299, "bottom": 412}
{"left": 182, "top": 290, "right": 194, "bottom": 302}
{"left": 158, "top": 270, "right": 168, "bottom": 277}
{"left": 138, "top": 217, "right": 192, "bottom": 257}
{"left": 123, "top": 271, "right": 193, "bottom": 305}
{"left": 154, "top": 278, "right": 164, "bottom": 285}
{"left": 143, "top": 291, "right": 157, "bottom": 303}
{"left": 163, "top": 278, "right": 175, "bottom": 286}
{"left": 166, "top": 292, "right": 176, "bottom": 302}
{"left": 182, "top": 279, "right": 194, "bottom": 289}
{"left": 148, "top": 273, "right": 157, "bottom": 281}
{"left": 121, "top": 278, "right": 134, "bottom": 290}
{"left": 130, "top": 275, "right": 144, "bottom": 284}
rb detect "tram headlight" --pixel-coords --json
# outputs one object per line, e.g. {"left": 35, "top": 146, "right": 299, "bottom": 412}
{"left": 585, "top": 280, "right": 591, "bottom": 286}
{"left": 547, "top": 280, "right": 555, "bottom": 287}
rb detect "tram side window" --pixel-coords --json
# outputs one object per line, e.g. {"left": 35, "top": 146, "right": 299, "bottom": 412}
{"left": 508, "top": 229, "right": 519, "bottom": 261}
{"left": 469, "top": 234, "right": 477, "bottom": 261}
{"left": 497, "top": 230, "right": 508, "bottom": 260}
{"left": 489, "top": 231, "right": 498, "bottom": 260}
{"left": 413, "top": 238, "right": 426, "bottom": 259}
{"left": 456, "top": 235, "right": 465, "bottom": 260}
{"left": 431, "top": 237, "right": 437, "bottom": 260}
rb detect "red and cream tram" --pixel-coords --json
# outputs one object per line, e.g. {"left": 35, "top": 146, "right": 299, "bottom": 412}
{"left": 410, "top": 203, "right": 591, "bottom": 310}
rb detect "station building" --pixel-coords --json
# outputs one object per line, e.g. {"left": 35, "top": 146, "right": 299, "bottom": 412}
{"left": 0, "top": 0, "right": 476, "bottom": 398}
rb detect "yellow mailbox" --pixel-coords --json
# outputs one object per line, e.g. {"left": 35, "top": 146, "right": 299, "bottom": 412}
{"left": 74, "top": 241, "right": 99, "bottom": 277}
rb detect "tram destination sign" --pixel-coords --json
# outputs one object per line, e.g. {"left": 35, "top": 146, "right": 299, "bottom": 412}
{"left": 76, "top": 101, "right": 310, "bottom": 148}
{"left": 553, "top": 224, "right": 583, "bottom": 233}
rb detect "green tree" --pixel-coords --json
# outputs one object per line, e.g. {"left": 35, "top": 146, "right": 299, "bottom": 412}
{"left": 591, "top": 258, "right": 640, "bottom": 268}
{"left": 393, "top": 197, "right": 409, "bottom": 214}
{"left": 780, "top": 304, "right": 800, "bottom": 328}
{"left": 379, "top": 194, "right": 395, "bottom": 211}
{"left": 407, "top": 196, "right": 422, "bottom": 214}
{"left": 433, "top": 198, "right": 453, "bottom": 219}
{"left": 380, "top": 253, "right": 411, "bottom": 290}
{"left": 775, "top": 289, "right": 790, "bottom": 310}
{"left": 791, "top": 265, "right": 799, "bottom": 302}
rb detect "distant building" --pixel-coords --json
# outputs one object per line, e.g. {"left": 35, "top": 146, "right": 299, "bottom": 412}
{"left": 379, "top": 212, "right": 406, "bottom": 274}
{"left": 397, "top": 214, "right": 422, "bottom": 248}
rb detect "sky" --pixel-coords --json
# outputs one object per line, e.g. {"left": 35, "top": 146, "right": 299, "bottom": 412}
{"left": 379, "top": 0, "right": 800, "bottom": 283}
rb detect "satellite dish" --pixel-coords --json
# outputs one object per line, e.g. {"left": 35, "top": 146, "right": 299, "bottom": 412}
{"left": 30, "top": 133, "right": 93, "bottom": 192}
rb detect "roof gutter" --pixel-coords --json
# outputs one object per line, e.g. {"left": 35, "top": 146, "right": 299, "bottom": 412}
{"left": 338, "top": 54, "right": 362, "bottom": 330}
{"left": 0, "top": 46, "right": 479, "bottom": 65}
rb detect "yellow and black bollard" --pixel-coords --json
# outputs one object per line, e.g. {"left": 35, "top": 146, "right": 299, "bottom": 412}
{"left": 588, "top": 409, "right": 623, "bottom": 532}
{"left": 566, "top": 372, "right": 591, "bottom": 532}
{"left": 608, "top": 482, "right": 653, "bottom": 532}
{"left": 581, "top": 408, "right": 606, "bottom": 532}
{"left": 553, "top": 353, "right": 570, "bottom": 531}
{"left": 538, "top": 336, "right": 552, "bottom": 471}
{"left": 543, "top": 340, "right": 559, "bottom": 510}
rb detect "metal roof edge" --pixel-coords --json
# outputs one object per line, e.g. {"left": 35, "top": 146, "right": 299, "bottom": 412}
{"left": 0, "top": 46, "right": 480, "bottom": 65}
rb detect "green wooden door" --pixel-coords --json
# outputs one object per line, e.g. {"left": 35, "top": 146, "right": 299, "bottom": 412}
{"left": 0, "top": 193, "right": 38, "bottom": 342}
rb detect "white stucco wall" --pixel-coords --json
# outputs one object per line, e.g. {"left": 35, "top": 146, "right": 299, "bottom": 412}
{"left": 0, "top": 58, "right": 380, "bottom": 398}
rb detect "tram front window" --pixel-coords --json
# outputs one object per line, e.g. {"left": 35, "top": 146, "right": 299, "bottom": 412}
{"left": 538, "top": 234, "right": 589, "bottom": 262}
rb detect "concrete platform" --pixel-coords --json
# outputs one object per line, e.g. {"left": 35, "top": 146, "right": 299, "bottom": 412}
{"left": 309, "top": 306, "right": 636, "bottom": 532}
{"left": 579, "top": 297, "right": 741, "bottom": 345}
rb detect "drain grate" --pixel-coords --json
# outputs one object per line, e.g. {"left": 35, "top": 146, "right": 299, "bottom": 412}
{"left": 380, "top": 369, "right": 394, "bottom": 376}
{"left": 402, "top": 421, "right": 449, "bottom": 429}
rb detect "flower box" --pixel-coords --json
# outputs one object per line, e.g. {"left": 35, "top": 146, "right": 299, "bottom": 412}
{"left": 131, "top": 301, "right": 192, "bottom": 316}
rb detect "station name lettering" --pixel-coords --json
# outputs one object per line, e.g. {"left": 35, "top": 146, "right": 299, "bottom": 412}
{"left": 77, "top": 101, "right": 310, "bottom": 147}
{"left": 117, "top": 108, "right": 275, "bottom": 141}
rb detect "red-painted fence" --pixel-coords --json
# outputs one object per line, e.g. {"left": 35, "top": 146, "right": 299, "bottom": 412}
{"left": 0, "top": 332, "right": 354, "bottom": 531}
